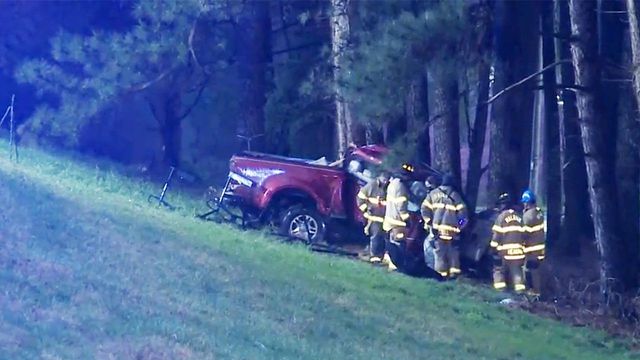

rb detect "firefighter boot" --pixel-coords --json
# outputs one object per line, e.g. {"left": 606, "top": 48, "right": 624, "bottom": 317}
{"left": 383, "top": 252, "right": 398, "bottom": 271}
{"left": 492, "top": 263, "right": 507, "bottom": 291}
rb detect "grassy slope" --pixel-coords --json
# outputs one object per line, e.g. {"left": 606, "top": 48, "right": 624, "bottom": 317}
{"left": 0, "top": 144, "right": 635, "bottom": 360}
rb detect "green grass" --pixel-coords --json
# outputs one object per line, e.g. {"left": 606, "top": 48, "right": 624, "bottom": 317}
{"left": 0, "top": 143, "right": 636, "bottom": 359}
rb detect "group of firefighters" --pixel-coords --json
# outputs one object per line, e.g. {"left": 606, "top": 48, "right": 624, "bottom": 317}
{"left": 357, "top": 167, "right": 547, "bottom": 296}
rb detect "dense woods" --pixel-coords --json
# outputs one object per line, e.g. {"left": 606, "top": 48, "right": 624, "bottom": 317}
{"left": 0, "top": 0, "right": 639, "bottom": 307}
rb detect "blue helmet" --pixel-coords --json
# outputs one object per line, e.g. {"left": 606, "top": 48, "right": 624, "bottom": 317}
{"left": 521, "top": 189, "right": 536, "bottom": 204}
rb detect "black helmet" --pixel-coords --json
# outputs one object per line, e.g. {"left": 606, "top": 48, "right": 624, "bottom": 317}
{"left": 496, "top": 192, "right": 512, "bottom": 206}
{"left": 425, "top": 175, "right": 440, "bottom": 189}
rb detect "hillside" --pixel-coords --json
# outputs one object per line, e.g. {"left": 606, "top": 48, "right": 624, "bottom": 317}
{"left": 0, "top": 145, "right": 635, "bottom": 359}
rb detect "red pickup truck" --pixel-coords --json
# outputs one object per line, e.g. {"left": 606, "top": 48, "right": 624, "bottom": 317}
{"left": 223, "top": 145, "right": 392, "bottom": 241}
{"left": 215, "top": 145, "right": 492, "bottom": 276}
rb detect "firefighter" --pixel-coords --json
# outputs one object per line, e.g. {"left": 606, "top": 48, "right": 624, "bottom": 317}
{"left": 357, "top": 170, "right": 390, "bottom": 264}
{"left": 382, "top": 168, "right": 412, "bottom": 271}
{"left": 422, "top": 175, "right": 440, "bottom": 269}
{"left": 521, "top": 190, "right": 546, "bottom": 296}
{"left": 421, "top": 175, "right": 468, "bottom": 278}
{"left": 490, "top": 193, "right": 526, "bottom": 293}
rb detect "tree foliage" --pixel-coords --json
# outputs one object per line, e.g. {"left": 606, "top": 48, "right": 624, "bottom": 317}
{"left": 15, "top": 0, "right": 233, "bottom": 146}
{"left": 344, "top": 1, "right": 470, "bottom": 129}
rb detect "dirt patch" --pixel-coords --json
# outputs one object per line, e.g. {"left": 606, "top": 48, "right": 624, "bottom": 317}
{"left": 519, "top": 299, "right": 640, "bottom": 341}
{"left": 339, "top": 239, "right": 640, "bottom": 343}
{"left": 512, "top": 252, "right": 640, "bottom": 345}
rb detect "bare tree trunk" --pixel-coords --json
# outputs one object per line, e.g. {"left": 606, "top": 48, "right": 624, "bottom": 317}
{"left": 432, "top": 72, "right": 461, "bottom": 185}
{"left": 616, "top": 79, "right": 640, "bottom": 290}
{"left": 530, "top": 30, "right": 546, "bottom": 198}
{"left": 466, "top": 63, "right": 490, "bottom": 210}
{"left": 331, "top": 0, "right": 353, "bottom": 157}
{"left": 541, "top": 0, "right": 562, "bottom": 251}
{"left": 488, "top": 57, "right": 516, "bottom": 201}
{"left": 351, "top": 122, "right": 367, "bottom": 146}
{"left": 569, "top": 0, "right": 627, "bottom": 297}
{"left": 237, "top": 0, "right": 271, "bottom": 152}
{"left": 554, "top": 0, "right": 593, "bottom": 255}
{"left": 600, "top": 0, "right": 625, "bottom": 165}
{"left": 488, "top": 0, "right": 522, "bottom": 200}
{"left": 617, "top": 30, "right": 640, "bottom": 290}
{"left": 406, "top": 75, "right": 430, "bottom": 164}
{"left": 148, "top": 92, "right": 183, "bottom": 167}
{"left": 626, "top": 0, "right": 640, "bottom": 118}
{"left": 365, "top": 124, "right": 383, "bottom": 145}
{"left": 466, "top": 0, "right": 492, "bottom": 211}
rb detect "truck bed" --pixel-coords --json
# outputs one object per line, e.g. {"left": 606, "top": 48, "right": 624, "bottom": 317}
{"left": 237, "top": 151, "right": 340, "bottom": 171}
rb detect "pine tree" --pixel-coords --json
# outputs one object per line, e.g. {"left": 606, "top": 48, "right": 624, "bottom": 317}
{"left": 345, "top": 1, "right": 471, "bottom": 174}
{"left": 15, "top": 0, "right": 238, "bottom": 166}
{"left": 236, "top": 0, "right": 272, "bottom": 153}
{"left": 569, "top": 0, "right": 628, "bottom": 298}
{"left": 554, "top": 0, "right": 593, "bottom": 254}
{"left": 331, "top": 0, "right": 354, "bottom": 157}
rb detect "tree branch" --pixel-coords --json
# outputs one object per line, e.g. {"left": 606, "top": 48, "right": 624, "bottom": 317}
{"left": 188, "top": 17, "right": 202, "bottom": 70}
{"left": 550, "top": 32, "right": 577, "bottom": 41}
{"left": 272, "top": 42, "right": 323, "bottom": 56}
{"left": 146, "top": 96, "right": 163, "bottom": 127}
{"left": 529, "top": 84, "right": 589, "bottom": 91}
{"left": 0, "top": 106, "right": 10, "bottom": 128}
{"left": 602, "top": 78, "right": 633, "bottom": 82}
{"left": 129, "top": 69, "right": 175, "bottom": 93}
{"left": 486, "top": 59, "right": 572, "bottom": 104}
{"left": 178, "top": 77, "right": 209, "bottom": 121}
{"left": 597, "top": 10, "right": 628, "bottom": 14}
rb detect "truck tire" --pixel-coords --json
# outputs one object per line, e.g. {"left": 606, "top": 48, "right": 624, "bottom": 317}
{"left": 279, "top": 206, "right": 326, "bottom": 244}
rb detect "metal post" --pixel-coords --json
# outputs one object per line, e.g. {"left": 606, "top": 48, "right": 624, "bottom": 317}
{"left": 157, "top": 166, "right": 176, "bottom": 206}
{"left": 9, "top": 94, "right": 15, "bottom": 162}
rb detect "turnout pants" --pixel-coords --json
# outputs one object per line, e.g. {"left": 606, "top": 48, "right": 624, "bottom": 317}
{"left": 524, "top": 257, "right": 544, "bottom": 295}
{"left": 493, "top": 259, "right": 525, "bottom": 292}
{"left": 386, "top": 228, "right": 407, "bottom": 271}
{"left": 367, "top": 221, "right": 386, "bottom": 258}
{"left": 434, "top": 238, "right": 461, "bottom": 277}
{"left": 423, "top": 232, "right": 436, "bottom": 269}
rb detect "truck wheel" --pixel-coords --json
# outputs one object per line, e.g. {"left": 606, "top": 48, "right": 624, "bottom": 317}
{"left": 279, "top": 206, "right": 326, "bottom": 244}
